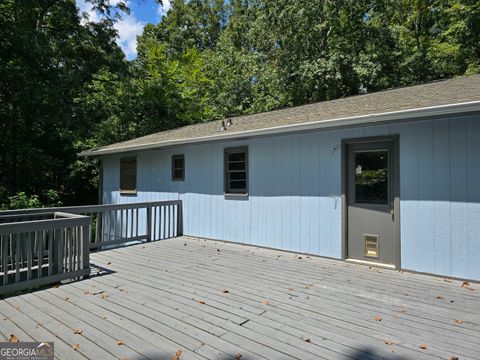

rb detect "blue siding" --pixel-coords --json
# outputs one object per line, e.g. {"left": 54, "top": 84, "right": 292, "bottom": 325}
{"left": 102, "top": 114, "right": 480, "bottom": 280}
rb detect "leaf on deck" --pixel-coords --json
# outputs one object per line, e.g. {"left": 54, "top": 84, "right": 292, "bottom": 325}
{"left": 106, "top": 261, "right": 112, "bottom": 265}
{"left": 171, "top": 349, "right": 182, "bottom": 360}
{"left": 117, "top": 340, "right": 125, "bottom": 346}
{"left": 64, "top": 297, "right": 70, "bottom": 302}
{"left": 234, "top": 352, "right": 242, "bottom": 359}
{"left": 72, "top": 343, "right": 80, "bottom": 351}
{"left": 444, "top": 278, "right": 453, "bottom": 283}
{"left": 374, "top": 315, "right": 382, "bottom": 321}
{"left": 197, "top": 300, "right": 206, "bottom": 305}
{"left": 461, "top": 281, "right": 470, "bottom": 288}
{"left": 100, "top": 293, "right": 110, "bottom": 300}
{"left": 73, "top": 329, "right": 83, "bottom": 335}
{"left": 222, "top": 289, "right": 229, "bottom": 294}
{"left": 384, "top": 340, "right": 394, "bottom": 345}
{"left": 453, "top": 319, "right": 464, "bottom": 324}
{"left": 304, "top": 337, "right": 311, "bottom": 343}
{"left": 435, "top": 295, "right": 444, "bottom": 300}
{"left": 419, "top": 343, "right": 428, "bottom": 350}
{"left": 8, "top": 335, "right": 19, "bottom": 343}
{"left": 261, "top": 300, "right": 269, "bottom": 305}
{"left": 399, "top": 308, "right": 406, "bottom": 313}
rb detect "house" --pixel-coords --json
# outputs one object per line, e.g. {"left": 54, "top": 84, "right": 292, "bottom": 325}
{"left": 80, "top": 75, "right": 480, "bottom": 281}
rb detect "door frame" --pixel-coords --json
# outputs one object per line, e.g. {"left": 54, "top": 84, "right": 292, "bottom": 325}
{"left": 341, "top": 134, "right": 401, "bottom": 269}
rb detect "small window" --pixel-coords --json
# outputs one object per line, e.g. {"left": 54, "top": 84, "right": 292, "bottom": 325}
{"left": 224, "top": 147, "right": 248, "bottom": 195}
{"left": 120, "top": 157, "right": 137, "bottom": 194}
{"left": 172, "top": 154, "right": 185, "bottom": 181}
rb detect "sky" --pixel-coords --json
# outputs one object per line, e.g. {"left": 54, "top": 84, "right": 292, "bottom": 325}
{"left": 76, "top": 0, "right": 172, "bottom": 60}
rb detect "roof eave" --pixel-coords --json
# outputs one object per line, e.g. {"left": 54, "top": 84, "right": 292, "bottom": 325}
{"left": 78, "top": 100, "right": 480, "bottom": 157}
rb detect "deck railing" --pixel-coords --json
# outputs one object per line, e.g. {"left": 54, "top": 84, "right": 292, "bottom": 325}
{"left": 0, "top": 212, "right": 91, "bottom": 295}
{"left": 0, "top": 200, "right": 183, "bottom": 295}
{"left": 0, "top": 200, "right": 183, "bottom": 249}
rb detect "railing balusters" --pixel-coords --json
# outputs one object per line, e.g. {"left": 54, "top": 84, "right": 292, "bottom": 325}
{"left": 27, "top": 232, "right": 32, "bottom": 280}
{"left": 2, "top": 235, "right": 7, "bottom": 285}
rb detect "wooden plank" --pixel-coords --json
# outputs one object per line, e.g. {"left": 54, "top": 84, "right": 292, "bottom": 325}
{"left": 94, "top": 246, "right": 480, "bottom": 356}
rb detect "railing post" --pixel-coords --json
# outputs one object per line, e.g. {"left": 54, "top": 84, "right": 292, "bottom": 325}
{"left": 146, "top": 205, "right": 152, "bottom": 242}
{"left": 177, "top": 201, "right": 183, "bottom": 236}
{"left": 81, "top": 224, "right": 90, "bottom": 277}
{"left": 52, "top": 228, "right": 61, "bottom": 275}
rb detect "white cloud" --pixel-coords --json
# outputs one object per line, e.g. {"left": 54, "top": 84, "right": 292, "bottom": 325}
{"left": 77, "top": 0, "right": 101, "bottom": 23}
{"left": 157, "top": 0, "right": 171, "bottom": 19}
{"left": 114, "top": 16, "right": 145, "bottom": 59}
{"left": 76, "top": 0, "right": 145, "bottom": 59}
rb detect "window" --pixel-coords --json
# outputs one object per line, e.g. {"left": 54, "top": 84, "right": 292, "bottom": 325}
{"left": 172, "top": 154, "right": 185, "bottom": 181}
{"left": 354, "top": 150, "right": 388, "bottom": 204}
{"left": 224, "top": 147, "right": 248, "bottom": 195}
{"left": 120, "top": 157, "right": 137, "bottom": 194}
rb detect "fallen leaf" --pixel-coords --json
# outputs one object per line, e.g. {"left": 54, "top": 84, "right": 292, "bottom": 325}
{"left": 261, "top": 300, "right": 269, "bottom": 305}
{"left": 298, "top": 256, "right": 303, "bottom": 260}
{"left": 384, "top": 340, "right": 394, "bottom": 345}
{"left": 171, "top": 349, "right": 182, "bottom": 360}
{"left": 435, "top": 295, "right": 444, "bottom": 300}
{"left": 106, "top": 261, "right": 112, "bottom": 265}
{"left": 419, "top": 343, "right": 428, "bottom": 350}
{"left": 304, "top": 337, "right": 311, "bottom": 343}
{"left": 197, "top": 300, "right": 206, "bottom": 305}
{"left": 73, "top": 329, "right": 83, "bottom": 335}
{"left": 64, "top": 297, "right": 70, "bottom": 302}
{"left": 444, "top": 278, "right": 453, "bottom": 283}
{"left": 102, "top": 315, "right": 108, "bottom": 319}
{"left": 8, "top": 335, "right": 19, "bottom": 343}
{"left": 453, "top": 319, "right": 464, "bottom": 324}
{"left": 100, "top": 293, "right": 110, "bottom": 300}
{"left": 374, "top": 315, "right": 382, "bottom": 321}
{"left": 450, "top": 357, "right": 459, "bottom": 360}
{"left": 461, "top": 281, "right": 470, "bottom": 288}
{"left": 222, "top": 289, "right": 229, "bottom": 294}
{"left": 234, "top": 353, "right": 242, "bottom": 359}
{"left": 13, "top": 304, "right": 20, "bottom": 310}
{"left": 72, "top": 343, "right": 80, "bottom": 351}
{"left": 117, "top": 340, "right": 125, "bottom": 346}
{"left": 399, "top": 308, "right": 406, "bottom": 313}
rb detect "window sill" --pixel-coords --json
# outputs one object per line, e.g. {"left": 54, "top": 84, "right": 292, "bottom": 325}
{"left": 119, "top": 190, "right": 137, "bottom": 196}
{"left": 224, "top": 193, "right": 249, "bottom": 200}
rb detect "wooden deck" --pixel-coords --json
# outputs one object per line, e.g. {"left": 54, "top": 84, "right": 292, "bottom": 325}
{"left": 1, "top": 237, "right": 479, "bottom": 360}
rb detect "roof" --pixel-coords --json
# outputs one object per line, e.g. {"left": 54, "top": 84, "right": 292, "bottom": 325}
{"left": 80, "top": 74, "right": 480, "bottom": 156}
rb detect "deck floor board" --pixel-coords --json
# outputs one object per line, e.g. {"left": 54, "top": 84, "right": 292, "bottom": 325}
{"left": 1, "top": 236, "right": 479, "bottom": 360}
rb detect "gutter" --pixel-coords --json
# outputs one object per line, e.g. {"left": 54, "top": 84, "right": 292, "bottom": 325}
{"left": 79, "top": 100, "right": 480, "bottom": 157}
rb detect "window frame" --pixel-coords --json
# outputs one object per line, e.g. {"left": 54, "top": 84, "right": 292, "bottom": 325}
{"left": 119, "top": 157, "right": 137, "bottom": 195}
{"left": 224, "top": 147, "right": 248, "bottom": 196}
{"left": 171, "top": 154, "right": 185, "bottom": 181}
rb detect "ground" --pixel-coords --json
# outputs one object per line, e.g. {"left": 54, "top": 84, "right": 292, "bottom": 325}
{"left": 0, "top": 237, "right": 479, "bottom": 360}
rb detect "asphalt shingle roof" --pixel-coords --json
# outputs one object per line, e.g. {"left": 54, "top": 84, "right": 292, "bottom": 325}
{"left": 81, "top": 74, "right": 480, "bottom": 156}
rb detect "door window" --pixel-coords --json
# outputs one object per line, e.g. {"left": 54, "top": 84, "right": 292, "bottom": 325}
{"left": 354, "top": 151, "right": 388, "bottom": 204}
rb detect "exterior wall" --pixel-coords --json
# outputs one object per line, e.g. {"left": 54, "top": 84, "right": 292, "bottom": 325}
{"left": 102, "top": 114, "right": 480, "bottom": 280}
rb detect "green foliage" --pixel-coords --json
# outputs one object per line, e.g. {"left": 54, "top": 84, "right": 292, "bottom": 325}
{"left": 1, "top": 0, "right": 479, "bottom": 209}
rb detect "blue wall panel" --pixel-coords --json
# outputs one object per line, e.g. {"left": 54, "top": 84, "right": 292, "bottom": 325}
{"left": 102, "top": 114, "right": 480, "bottom": 280}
